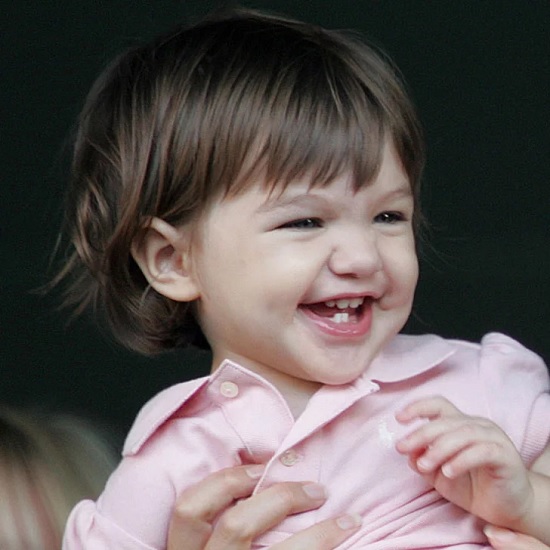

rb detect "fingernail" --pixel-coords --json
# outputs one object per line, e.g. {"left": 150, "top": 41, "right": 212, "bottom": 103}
{"left": 395, "top": 438, "right": 408, "bottom": 452}
{"left": 302, "top": 483, "right": 327, "bottom": 500}
{"left": 336, "top": 513, "right": 362, "bottom": 530}
{"left": 245, "top": 464, "right": 265, "bottom": 479}
{"left": 417, "top": 458, "right": 432, "bottom": 471}
{"left": 395, "top": 410, "right": 409, "bottom": 422}
{"left": 483, "top": 525, "right": 516, "bottom": 542}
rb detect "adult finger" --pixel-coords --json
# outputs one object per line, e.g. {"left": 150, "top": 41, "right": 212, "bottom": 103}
{"left": 203, "top": 481, "right": 328, "bottom": 549}
{"left": 270, "top": 514, "right": 362, "bottom": 550}
{"left": 484, "top": 526, "right": 550, "bottom": 549}
{"left": 167, "top": 464, "right": 265, "bottom": 549}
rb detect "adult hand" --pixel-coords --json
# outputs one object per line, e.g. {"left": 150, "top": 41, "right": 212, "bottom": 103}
{"left": 167, "top": 464, "right": 361, "bottom": 550}
{"left": 484, "top": 526, "right": 550, "bottom": 549}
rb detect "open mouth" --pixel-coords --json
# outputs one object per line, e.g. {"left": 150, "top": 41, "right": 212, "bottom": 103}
{"left": 303, "top": 297, "right": 365, "bottom": 324}
{"left": 299, "top": 297, "right": 372, "bottom": 336}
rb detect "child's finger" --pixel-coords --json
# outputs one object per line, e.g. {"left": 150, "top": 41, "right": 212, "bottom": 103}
{"left": 396, "top": 396, "right": 462, "bottom": 423}
{"left": 396, "top": 417, "right": 462, "bottom": 453}
{"left": 397, "top": 420, "right": 509, "bottom": 474}
{"left": 396, "top": 415, "right": 495, "bottom": 455}
{"left": 433, "top": 440, "right": 519, "bottom": 480}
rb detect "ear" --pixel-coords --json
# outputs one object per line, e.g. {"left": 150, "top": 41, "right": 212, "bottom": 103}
{"left": 131, "top": 218, "right": 200, "bottom": 302}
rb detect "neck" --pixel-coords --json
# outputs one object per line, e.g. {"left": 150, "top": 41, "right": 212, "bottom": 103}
{"left": 280, "top": 378, "right": 321, "bottom": 419}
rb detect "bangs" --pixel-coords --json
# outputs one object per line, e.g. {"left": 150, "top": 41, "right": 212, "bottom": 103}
{"left": 249, "top": 66, "right": 387, "bottom": 195}
{"left": 205, "top": 29, "right": 389, "bottom": 197}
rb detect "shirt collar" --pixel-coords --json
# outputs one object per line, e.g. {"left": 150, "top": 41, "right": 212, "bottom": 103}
{"left": 124, "top": 334, "right": 455, "bottom": 455}
{"left": 124, "top": 360, "right": 291, "bottom": 456}
{"left": 361, "top": 333, "right": 456, "bottom": 384}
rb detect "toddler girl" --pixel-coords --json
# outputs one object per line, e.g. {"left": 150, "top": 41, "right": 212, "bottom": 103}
{"left": 60, "top": 8, "right": 550, "bottom": 549}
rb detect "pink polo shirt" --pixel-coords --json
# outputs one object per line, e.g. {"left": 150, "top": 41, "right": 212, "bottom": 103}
{"left": 63, "top": 333, "right": 550, "bottom": 549}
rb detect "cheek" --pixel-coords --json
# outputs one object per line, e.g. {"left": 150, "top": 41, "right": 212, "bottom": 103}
{"left": 407, "top": 253, "right": 420, "bottom": 290}
{"left": 385, "top": 243, "right": 419, "bottom": 296}
{"left": 259, "top": 239, "right": 326, "bottom": 277}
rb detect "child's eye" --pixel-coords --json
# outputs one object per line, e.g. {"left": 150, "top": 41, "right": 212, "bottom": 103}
{"left": 374, "top": 211, "right": 406, "bottom": 224}
{"left": 280, "top": 217, "right": 323, "bottom": 229}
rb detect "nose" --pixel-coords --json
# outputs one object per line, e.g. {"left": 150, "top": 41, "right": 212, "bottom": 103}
{"left": 328, "top": 228, "right": 383, "bottom": 278}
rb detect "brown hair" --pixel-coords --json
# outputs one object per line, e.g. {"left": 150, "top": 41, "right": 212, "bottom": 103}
{"left": 56, "top": 8, "right": 424, "bottom": 354}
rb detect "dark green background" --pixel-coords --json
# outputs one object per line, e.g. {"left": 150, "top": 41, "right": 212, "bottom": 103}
{"left": 3, "top": 1, "right": 549, "bottom": 444}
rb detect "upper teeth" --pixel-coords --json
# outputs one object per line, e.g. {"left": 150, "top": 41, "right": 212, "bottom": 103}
{"left": 325, "top": 298, "right": 364, "bottom": 309}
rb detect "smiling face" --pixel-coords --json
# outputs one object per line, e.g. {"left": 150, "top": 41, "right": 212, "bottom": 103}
{"left": 187, "top": 141, "right": 418, "bottom": 407}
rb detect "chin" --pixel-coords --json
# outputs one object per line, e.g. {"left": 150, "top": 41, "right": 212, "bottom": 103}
{"left": 314, "top": 365, "right": 367, "bottom": 386}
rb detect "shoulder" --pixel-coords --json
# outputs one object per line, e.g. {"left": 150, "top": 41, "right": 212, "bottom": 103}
{"left": 374, "top": 332, "right": 548, "bottom": 385}
{"left": 447, "top": 331, "right": 540, "bottom": 356}
{"left": 444, "top": 333, "right": 550, "bottom": 463}
{"left": 123, "top": 376, "right": 210, "bottom": 456}
{"left": 447, "top": 332, "right": 548, "bottom": 383}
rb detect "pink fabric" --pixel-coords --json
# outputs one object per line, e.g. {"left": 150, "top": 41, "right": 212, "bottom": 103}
{"left": 63, "top": 333, "right": 550, "bottom": 549}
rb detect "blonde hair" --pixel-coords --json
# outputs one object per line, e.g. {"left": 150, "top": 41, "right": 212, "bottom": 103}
{"left": 0, "top": 406, "right": 118, "bottom": 549}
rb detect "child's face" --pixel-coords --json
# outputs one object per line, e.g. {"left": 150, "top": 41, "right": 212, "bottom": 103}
{"left": 192, "top": 142, "right": 418, "bottom": 400}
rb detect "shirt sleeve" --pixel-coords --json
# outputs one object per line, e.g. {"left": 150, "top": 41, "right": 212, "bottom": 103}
{"left": 63, "top": 498, "right": 158, "bottom": 550}
{"left": 478, "top": 332, "right": 550, "bottom": 466}
{"left": 62, "top": 450, "right": 177, "bottom": 549}
{"left": 63, "top": 406, "right": 241, "bottom": 548}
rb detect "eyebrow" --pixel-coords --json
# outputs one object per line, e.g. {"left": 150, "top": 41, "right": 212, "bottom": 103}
{"left": 384, "top": 183, "right": 414, "bottom": 199}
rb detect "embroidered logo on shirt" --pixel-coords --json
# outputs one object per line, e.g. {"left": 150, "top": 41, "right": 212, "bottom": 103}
{"left": 377, "top": 419, "right": 395, "bottom": 448}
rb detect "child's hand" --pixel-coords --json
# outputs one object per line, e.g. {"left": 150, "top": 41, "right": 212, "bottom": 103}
{"left": 395, "top": 396, "right": 533, "bottom": 527}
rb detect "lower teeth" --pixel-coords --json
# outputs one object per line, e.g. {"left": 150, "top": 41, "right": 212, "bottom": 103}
{"left": 332, "top": 312, "right": 349, "bottom": 323}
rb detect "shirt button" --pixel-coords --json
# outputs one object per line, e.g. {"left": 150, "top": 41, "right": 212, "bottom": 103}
{"left": 279, "top": 449, "right": 300, "bottom": 467}
{"left": 220, "top": 381, "right": 239, "bottom": 398}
